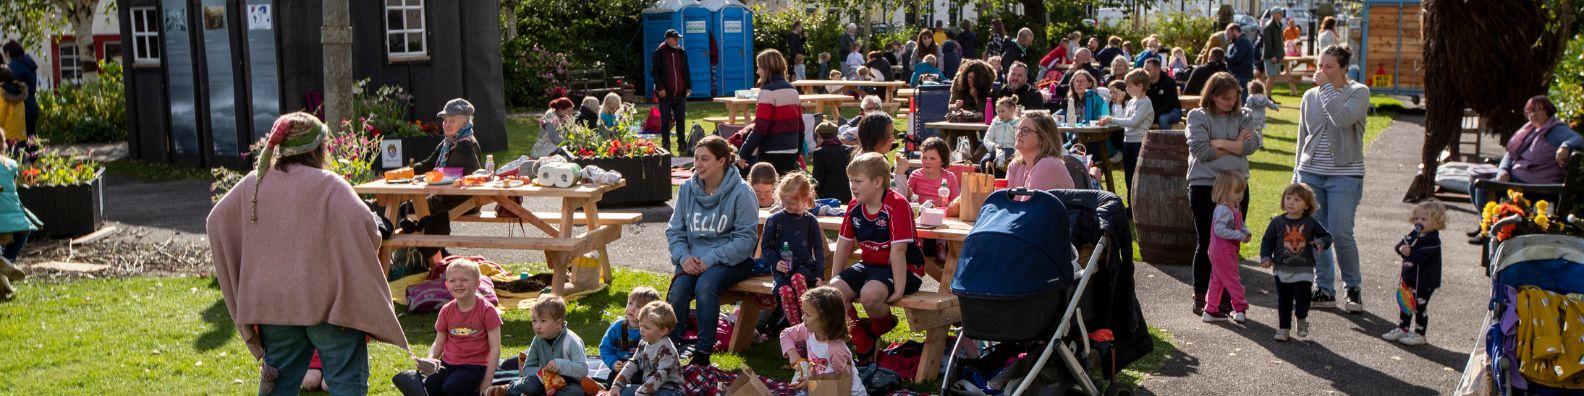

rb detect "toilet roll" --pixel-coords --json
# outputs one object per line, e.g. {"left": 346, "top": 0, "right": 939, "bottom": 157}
{"left": 536, "top": 162, "right": 582, "bottom": 188}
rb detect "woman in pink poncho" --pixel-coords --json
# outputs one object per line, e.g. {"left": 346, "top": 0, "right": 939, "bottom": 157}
{"left": 207, "top": 112, "right": 408, "bottom": 394}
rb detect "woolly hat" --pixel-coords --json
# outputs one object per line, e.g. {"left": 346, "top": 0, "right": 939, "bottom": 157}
{"left": 250, "top": 111, "right": 328, "bottom": 222}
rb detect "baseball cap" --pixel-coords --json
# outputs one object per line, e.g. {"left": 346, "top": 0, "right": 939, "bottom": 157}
{"left": 665, "top": 29, "right": 682, "bottom": 39}
{"left": 437, "top": 98, "right": 475, "bottom": 118}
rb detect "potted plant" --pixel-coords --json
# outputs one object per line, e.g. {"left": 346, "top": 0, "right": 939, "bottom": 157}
{"left": 16, "top": 151, "right": 105, "bottom": 237}
{"left": 352, "top": 79, "right": 442, "bottom": 169}
{"left": 559, "top": 105, "right": 672, "bottom": 206}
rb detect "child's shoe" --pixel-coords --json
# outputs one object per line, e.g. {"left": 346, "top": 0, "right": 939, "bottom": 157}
{"left": 1382, "top": 328, "right": 1409, "bottom": 341}
{"left": 486, "top": 384, "right": 510, "bottom": 396}
{"left": 1201, "top": 311, "right": 1229, "bottom": 322}
{"left": 1192, "top": 293, "right": 1205, "bottom": 316}
{"left": 1231, "top": 311, "right": 1247, "bottom": 323}
{"left": 1273, "top": 329, "right": 1291, "bottom": 342}
{"left": 1295, "top": 319, "right": 1310, "bottom": 338}
{"left": 1398, "top": 333, "right": 1427, "bottom": 346}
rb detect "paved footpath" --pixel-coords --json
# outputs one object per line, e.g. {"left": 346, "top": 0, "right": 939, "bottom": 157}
{"left": 1135, "top": 112, "right": 1481, "bottom": 395}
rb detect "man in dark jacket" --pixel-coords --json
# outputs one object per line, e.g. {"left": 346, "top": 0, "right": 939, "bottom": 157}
{"left": 651, "top": 30, "right": 691, "bottom": 153}
{"left": 838, "top": 23, "right": 858, "bottom": 58}
{"left": 1223, "top": 23, "right": 1256, "bottom": 96}
{"left": 787, "top": 22, "right": 807, "bottom": 61}
{"left": 1094, "top": 36, "right": 1125, "bottom": 71}
{"left": 957, "top": 20, "right": 980, "bottom": 59}
{"left": 810, "top": 121, "right": 852, "bottom": 202}
{"left": 1001, "top": 28, "right": 1035, "bottom": 82}
{"left": 1142, "top": 58, "right": 1183, "bottom": 129}
{"left": 992, "top": 62, "right": 1043, "bottom": 111}
{"left": 1184, "top": 47, "right": 1228, "bottom": 97}
{"left": 1260, "top": 7, "right": 1287, "bottom": 88}
{"left": 3, "top": 41, "right": 38, "bottom": 139}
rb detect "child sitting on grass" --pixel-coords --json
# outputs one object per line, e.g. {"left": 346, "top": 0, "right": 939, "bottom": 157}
{"left": 417, "top": 259, "right": 503, "bottom": 396}
{"left": 603, "top": 301, "right": 685, "bottom": 396}
{"left": 492, "top": 295, "right": 588, "bottom": 396}
{"left": 599, "top": 287, "right": 662, "bottom": 375}
{"left": 1383, "top": 200, "right": 1446, "bottom": 347}
{"left": 831, "top": 152, "right": 924, "bottom": 360}
{"left": 780, "top": 286, "right": 866, "bottom": 395}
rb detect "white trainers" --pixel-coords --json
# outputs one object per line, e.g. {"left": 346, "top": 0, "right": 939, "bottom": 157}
{"left": 1382, "top": 328, "right": 1409, "bottom": 341}
{"left": 1343, "top": 288, "right": 1364, "bottom": 313}
{"left": 1274, "top": 329, "right": 1291, "bottom": 342}
{"left": 1231, "top": 311, "right": 1247, "bottom": 323}
{"left": 1295, "top": 319, "right": 1310, "bottom": 338}
{"left": 1399, "top": 333, "right": 1428, "bottom": 346}
{"left": 1201, "top": 312, "right": 1229, "bottom": 322}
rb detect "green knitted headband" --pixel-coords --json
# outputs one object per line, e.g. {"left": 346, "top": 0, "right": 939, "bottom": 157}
{"left": 250, "top": 113, "right": 328, "bottom": 222}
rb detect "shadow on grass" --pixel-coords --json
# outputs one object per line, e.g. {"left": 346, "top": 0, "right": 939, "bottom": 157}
{"left": 196, "top": 298, "right": 237, "bottom": 352}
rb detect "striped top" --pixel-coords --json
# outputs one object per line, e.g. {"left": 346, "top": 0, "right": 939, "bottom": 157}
{"left": 1297, "top": 84, "right": 1366, "bottom": 176}
{"left": 742, "top": 78, "right": 806, "bottom": 156}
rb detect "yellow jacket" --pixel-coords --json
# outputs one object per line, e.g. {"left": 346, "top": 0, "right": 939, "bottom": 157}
{"left": 1516, "top": 286, "right": 1584, "bottom": 388}
{"left": 0, "top": 81, "right": 26, "bottom": 142}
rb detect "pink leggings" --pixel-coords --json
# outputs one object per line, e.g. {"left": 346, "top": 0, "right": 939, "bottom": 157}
{"left": 1203, "top": 237, "right": 1249, "bottom": 314}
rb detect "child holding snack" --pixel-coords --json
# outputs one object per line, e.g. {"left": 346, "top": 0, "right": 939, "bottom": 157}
{"left": 493, "top": 295, "right": 588, "bottom": 396}
{"left": 780, "top": 286, "right": 867, "bottom": 395}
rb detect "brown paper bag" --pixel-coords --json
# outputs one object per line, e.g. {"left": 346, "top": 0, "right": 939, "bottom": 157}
{"left": 957, "top": 171, "right": 996, "bottom": 222}
{"left": 726, "top": 366, "right": 774, "bottom": 396}
{"left": 805, "top": 372, "right": 855, "bottom": 396}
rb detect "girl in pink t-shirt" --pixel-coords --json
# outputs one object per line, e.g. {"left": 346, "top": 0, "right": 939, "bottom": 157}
{"left": 908, "top": 137, "right": 959, "bottom": 262}
{"left": 415, "top": 260, "right": 503, "bottom": 396}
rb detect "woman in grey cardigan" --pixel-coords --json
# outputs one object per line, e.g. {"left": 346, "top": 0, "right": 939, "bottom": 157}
{"left": 1293, "top": 46, "right": 1371, "bottom": 313}
{"left": 1185, "top": 71, "right": 1262, "bottom": 318}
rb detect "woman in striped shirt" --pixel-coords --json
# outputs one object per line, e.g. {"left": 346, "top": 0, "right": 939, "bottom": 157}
{"left": 740, "top": 49, "right": 806, "bottom": 175}
{"left": 1294, "top": 45, "right": 1371, "bottom": 313}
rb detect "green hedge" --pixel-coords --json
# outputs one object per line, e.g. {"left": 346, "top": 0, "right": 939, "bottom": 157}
{"left": 504, "top": 0, "right": 648, "bottom": 107}
{"left": 1550, "top": 33, "right": 1584, "bottom": 128}
{"left": 37, "top": 61, "right": 125, "bottom": 144}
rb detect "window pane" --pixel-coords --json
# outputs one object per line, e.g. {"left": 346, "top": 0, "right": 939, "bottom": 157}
{"left": 387, "top": 10, "right": 403, "bottom": 31}
{"left": 406, "top": 9, "right": 422, "bottom": 30}
{"left": 386, "top": 0, "right": 401, "bottom": 7}
{"left": 389, "top": 33, "right": 405, "bottom": 54}
{"left": 147, "top": 37, "right": 161, "bottom": 60}
{"left": 406, "top": 0, "right": 422, "bottom": 7}
{"left": 407, "top": 32, "right": 424, "bottom": 54}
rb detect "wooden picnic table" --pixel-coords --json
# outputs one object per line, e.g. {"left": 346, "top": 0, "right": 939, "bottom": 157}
{"left": 924, "top": 121, "right": 990, "bottom": 153}
{"left": 712, "top": 94, "right": 854, "bottom": 124}
{"left": 1061, "top": 124, "right": 1125, "bottom": 193}
{"left": 791, "top": 79, "right": 908, "bottom": 98}
{"left": 748, "top": 209, "right": 970, "bottom": 383}
{"left": 355, "top": 179, "right": 630, "bottom": 297}
{"left": 1180, "top": 95, "right": 1202, "bottom": 111}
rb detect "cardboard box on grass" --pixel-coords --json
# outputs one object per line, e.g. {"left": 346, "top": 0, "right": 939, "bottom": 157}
{"left": 728, "top": 364, "right": 855, "bottom": 396}
{"left": 726, "top": 366, "right": 774, "bottom": 396}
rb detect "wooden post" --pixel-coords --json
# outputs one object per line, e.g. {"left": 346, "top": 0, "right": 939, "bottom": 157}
{"left": 322, "top": 0, "right": 353, "bottom": 127}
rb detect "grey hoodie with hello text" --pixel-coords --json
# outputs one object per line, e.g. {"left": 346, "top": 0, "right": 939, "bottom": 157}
{"left": 666, "top": 165, "right": 759, "bottom": 270}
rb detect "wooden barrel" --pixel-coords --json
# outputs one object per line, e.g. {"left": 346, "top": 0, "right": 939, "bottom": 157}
{"left": 1133, "top": 130, "right": 1195, "bottom": 265}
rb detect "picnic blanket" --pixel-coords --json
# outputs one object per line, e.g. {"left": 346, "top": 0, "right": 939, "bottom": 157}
{"left": 388, "top": 273, "right": 543, "bottom": 313}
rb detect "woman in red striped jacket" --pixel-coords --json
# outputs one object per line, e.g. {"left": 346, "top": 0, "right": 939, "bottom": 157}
{"left": 740, "top": 49, "right": 807, "bottom": 175}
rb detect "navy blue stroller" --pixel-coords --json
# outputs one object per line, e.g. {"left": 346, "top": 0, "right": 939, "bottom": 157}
{"left": 942, "top": 188, "right": 1149, "bottom": 396}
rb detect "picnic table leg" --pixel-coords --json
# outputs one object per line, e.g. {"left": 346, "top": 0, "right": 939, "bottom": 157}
{"left": 581, "top": 201, "right": 614, "bottom": 285}
{"left": 915, "top": 326, "right": 948, "bottom": 383}
{"left": 939, "top": 241, "right": 961, "bottom": 292}
{"left": 547, "top": 251, "right": 567, "bottom": 296}
{"left": 728, "top": 299, "right": 762, "bottom": 353}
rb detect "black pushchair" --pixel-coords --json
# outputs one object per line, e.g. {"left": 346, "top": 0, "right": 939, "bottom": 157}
{"left": 942, "top": 189, "right": 1151, "bottom": 395}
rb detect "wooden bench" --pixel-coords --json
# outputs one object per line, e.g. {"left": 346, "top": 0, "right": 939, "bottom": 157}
{"left": 568, "top": 69, "right": 631, "bottom": 103}
{"left": 383, "top": 210, "right": 636, "bottom": 294}
{"left": 456, "top": 211, "right": 644, "bottom": 225}
{"left": 701, "top": 116, "right": 734, "bottom": 126}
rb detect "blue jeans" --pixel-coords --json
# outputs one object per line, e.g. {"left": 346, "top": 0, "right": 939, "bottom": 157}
{"left": 1297, "top": 172, "right": 1364, "bottom": 295}
{"left": 668, "top": 260, "right": 754, "bottom": 355}
{"left": 1155, "top": 108, "right": 1183, "bottom": 130}
{"left": 258, "top": 323, "right": 369, "bottom": 396}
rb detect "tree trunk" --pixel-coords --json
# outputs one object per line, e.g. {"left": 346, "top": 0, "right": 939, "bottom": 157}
{"left": 502, "top": 0, "right": 518, "bottom": 41}
{"left": 52, "top": 0, "right": 98, "bottom": 83}
{"left": 322, "top": 0, "right": 353, "bottom": 128}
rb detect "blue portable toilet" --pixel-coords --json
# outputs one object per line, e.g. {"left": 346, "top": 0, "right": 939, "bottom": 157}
{"left": 642, "top": 0, "right": 688, "bottom": 99}
{"left": 679, "top": 2, "right": 714, "bottom": 99}
{"left": 703, "top": 0, "right": 753, "bottom": 96}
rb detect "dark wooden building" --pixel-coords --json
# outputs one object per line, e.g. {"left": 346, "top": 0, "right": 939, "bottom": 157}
{"left": 116, "top": 0, "right": 507, "bottom": 168}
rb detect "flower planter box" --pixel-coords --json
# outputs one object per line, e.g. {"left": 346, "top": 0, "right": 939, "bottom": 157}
{"left": 18, "top": 170, "right": 105, "bottom": 238}
{"left": 570, "top": 153, "right": 672, "bottom": 206}
{"left": 375, "top": 135, "right": 444, "bottom": 170}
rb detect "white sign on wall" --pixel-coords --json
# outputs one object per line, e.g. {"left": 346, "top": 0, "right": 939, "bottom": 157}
{"left": 724, "top": 21, "right": 742, "bottom": 34}
{"left": 686, "top": 20, "right": 707, "bottom": 34}
{"left": 246, "top": 4, "right": 271, "bottom": 30}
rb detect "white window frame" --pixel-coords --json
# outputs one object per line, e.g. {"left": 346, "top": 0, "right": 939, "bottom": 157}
{"left": 384, "top": 0, "right": 428, "bottom": 62}
{"left": 58, "top": 42, "right": 83, "bottom": 82}
{"left": 130, "top": 6, "right": 161, "bottom": 65}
